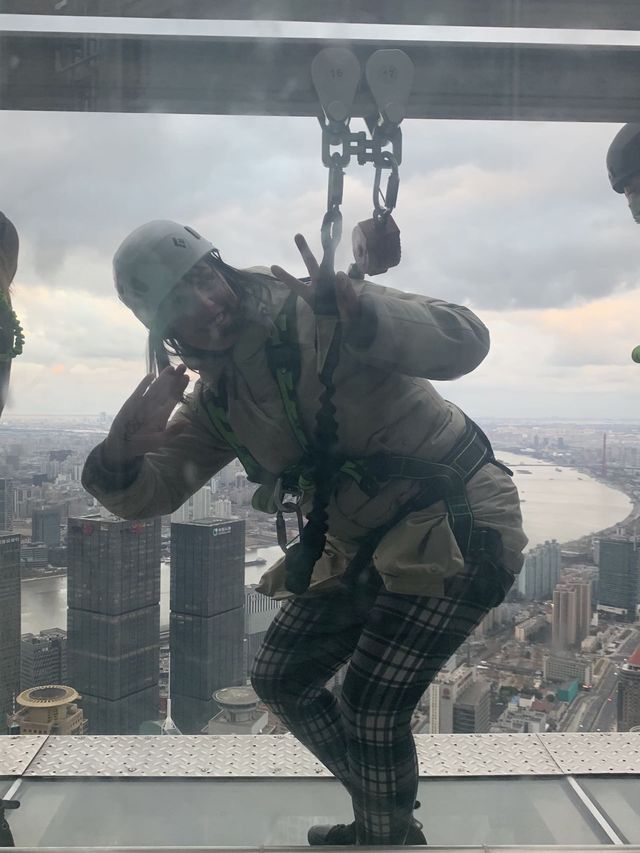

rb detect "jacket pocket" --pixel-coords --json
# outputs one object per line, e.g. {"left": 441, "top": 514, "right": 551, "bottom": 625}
{"left": 372, "top": 509, "right": 465, "bottom": 594}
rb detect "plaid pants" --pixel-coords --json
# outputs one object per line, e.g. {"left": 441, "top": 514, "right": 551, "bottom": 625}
{"left": 251, "top": 559, "right": 514, "bottom": 845}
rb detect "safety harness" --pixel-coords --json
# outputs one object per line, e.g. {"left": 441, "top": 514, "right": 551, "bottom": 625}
{"left": 200, "top": 291, "right": 510, "bottom": 591}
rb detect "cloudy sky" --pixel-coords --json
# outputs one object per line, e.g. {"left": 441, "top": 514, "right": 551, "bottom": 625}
{"left": 3, "top": 14, "right": 640, "bottom": 420}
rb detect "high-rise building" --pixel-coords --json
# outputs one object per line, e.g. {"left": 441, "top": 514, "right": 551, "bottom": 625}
{"left": 0, "top": 478, "right": 14, "bottom": 531}
{"left": 452, "top": 680, "right": 491, "bottom": 733}
{"left": 474, "top": 602, "right": 510, "bottom": 638}
{"left": 574, "top": 580, "right": 592, "bottom": 641}
{"left": 429, "top": 664, "right": 476, "bottom": 734}
{"left": 20, "top": 542, "right": 48, "bottom": 572}
{"left": 8, "top": 685, "right": 87, "bottom": 735}
{"left": 213, "top": 498, "right": 232, "bottom": 519}
{"left": 598, "top": 538, "right": 639, "bottom": 621}
{"left": 21, "top": 628, "right": 67, "bottom": 690}
{"left": 171, "top": 518, "right": 245, "bottom": 734}
{"left": 244, "top": 585, "right": 281, "bottom": 679}
{"left": 0, "top": 532, "right": 21, "bottom": 727}
{"left": 552, "top": 585, "right": 574, "bottom": 651}
{"left": 67, "top": 515, "right": 161, "bottom": 734}
{"left": 552, "top": 581, "right": 591, "bottom": 651}
{"left": 517, "top": 540, "right": 561, "bottom": 600}
{"left": 618, "top": 647, "right": 640, "bottom": 732}
{"left": 32, "top": 507, "right": 62, "bottom": 547}
{"left": 171, "top": 486, "right": 212, "bottom": 524}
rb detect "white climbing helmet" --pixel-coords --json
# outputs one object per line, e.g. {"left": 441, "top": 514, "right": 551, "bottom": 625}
{"left": 113, "top": 220, "right": 215, "bottom": 331}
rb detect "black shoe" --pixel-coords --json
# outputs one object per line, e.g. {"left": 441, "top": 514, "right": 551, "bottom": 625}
{"left": 308, "top": 820, "right": 427, "bottom": 846}
{"left": 405, "top": 820, "right": 428, "bottom": 845}
{"left": 308, "top": 823, "right": 357, "bottom": 845}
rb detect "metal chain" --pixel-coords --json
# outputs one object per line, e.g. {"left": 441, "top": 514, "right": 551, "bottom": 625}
{"left": 320, "top": 117, "right": 402, "bottom": 227}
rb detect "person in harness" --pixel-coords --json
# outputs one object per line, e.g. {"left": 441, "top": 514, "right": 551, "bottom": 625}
{"left": 83, "top": 219, "right": 527, "bottom": 846}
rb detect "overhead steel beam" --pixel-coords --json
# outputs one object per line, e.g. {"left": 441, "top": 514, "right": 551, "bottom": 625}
{"left": 1, "top": 31, "right": 640, "bottom": 122}
{"left": 3, "top": 0, "right": 640, "bottom": 32}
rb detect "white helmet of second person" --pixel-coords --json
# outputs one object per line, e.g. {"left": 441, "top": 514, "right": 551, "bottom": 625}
{"left": 113, "top": 220, "right": 215, "bottom": 332}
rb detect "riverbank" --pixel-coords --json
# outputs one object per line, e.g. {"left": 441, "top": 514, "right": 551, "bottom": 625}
{"left": 543, "top": 462, "right": 638, "bottom": 555}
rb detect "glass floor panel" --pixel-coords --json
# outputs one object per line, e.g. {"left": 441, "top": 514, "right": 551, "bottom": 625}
{"left": 416, "top": 777, "right": 609, "bottom": 847}
{"left": 3, "top": 777, "right": 610, "bottom": 848}
{"left": 580, "top": 777, "right": 640, "bottom": 845}
{"left": 0, "top": 777, "right": 16, "bottom": 798}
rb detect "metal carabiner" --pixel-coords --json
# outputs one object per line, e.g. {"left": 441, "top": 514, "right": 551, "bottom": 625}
{"left": 273, "top": 477, "right": 301, "bottom": 512}
{"left": 273, "top": 477, "right": 305, "bottom": 552}
{"left": 373, "top": 151, "right": 399, "bottom": 218}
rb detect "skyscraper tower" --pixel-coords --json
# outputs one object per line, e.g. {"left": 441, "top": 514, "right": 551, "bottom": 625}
{"left": 66, "top": 515, "right": 161, "bottom": 734}
{"left": 552, "top": 581, "right": 591, "bottom": 651}
{"left": 244, "top": 585, "right": 281, "bottom": 679}
{"left": 0, "top": 478, "right": 14, "bottom": 531}
{"left": 598, "top": 537, "right": 639, "bottom": 621}
{"left": 21, "top": 628, "right": 67, "bottom": 690}
{"left": 170, "top": 518, "right": 245, "bottom": 734}
{"left": 452, "top": 680, "right": 491, "bottom": 733}
{"left": 618, "top": 647, "right": 640, "bottom": 732}
{"left": 517, "top": 540, "right": 561, "bottom": 600}
{"left": 0, "top": 531, "right": 21, "bottom": 727}
{"left": 552, "top": 585, "right": 574, "bottom": 651}
{"left": 32, "top": 507, "right": 62, "bottom": 547}
{"left": 574, "top": 580, "right": 592, "bottom": 642}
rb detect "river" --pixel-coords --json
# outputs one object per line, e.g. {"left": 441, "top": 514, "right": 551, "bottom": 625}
{"left": 20, "top": 454, "right": 632, "bottom": 635}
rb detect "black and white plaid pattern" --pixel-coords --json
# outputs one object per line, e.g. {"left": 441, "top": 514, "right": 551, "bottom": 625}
{"left": 251, "top": 560, "right": 514, "bottom": 845}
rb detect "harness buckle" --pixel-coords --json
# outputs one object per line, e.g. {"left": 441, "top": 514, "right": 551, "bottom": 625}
{"left": 274, "top": 477, "right": 305, "bottom": 553}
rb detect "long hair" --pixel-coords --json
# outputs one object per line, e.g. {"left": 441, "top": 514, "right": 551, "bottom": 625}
{"left": 147, "top": 250, "right": 279, "bottom": 375}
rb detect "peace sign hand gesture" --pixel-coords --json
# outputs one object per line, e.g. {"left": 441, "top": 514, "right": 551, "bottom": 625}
{"left": 271, "top": 234, "right": 361, "bottom": 323}
{"left": 103, "top": 364, "right": 190, "bottom": 467}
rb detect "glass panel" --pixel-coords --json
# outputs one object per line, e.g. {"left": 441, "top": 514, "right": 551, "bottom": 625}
{"left": 416, "top": 778, "right": 610, "bottom": 847}
{"left": 2, "top": 6, "right": 640, "bottom": 850}
{"left": 580, "top": 777, "right": 640, "bottom": 844}
{"left": 8, "top": 779, "right": 353, "bottom": 847}
{"left": 6, "top": 777, "right": 610, "bottom": 848}
{"left": 0, "top": 778, "right": 15, "bottom": 798}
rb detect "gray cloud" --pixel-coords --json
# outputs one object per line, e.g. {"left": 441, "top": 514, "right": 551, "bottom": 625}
{"left": 3, "top": 110, "right": 637, "bottom": 312}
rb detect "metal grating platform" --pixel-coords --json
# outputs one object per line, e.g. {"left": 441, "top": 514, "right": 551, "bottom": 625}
{"left": 539, "top": 732, "right": 640, "bottom": 775}
{"left": 416, "top": 733, "right": 560, "bottom": 776}
{"left": 2, "top": 733, "right": 640, "bottom": 779}
{"left": 0, "top": 736, "right": 47, "bottom": 776}
{"left": 19, "top": 734, "right": 330, "bottom": 778}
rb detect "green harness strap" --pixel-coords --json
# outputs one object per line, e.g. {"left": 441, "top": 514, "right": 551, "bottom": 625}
{"left": 201, "top": 292, "right": 374, "bottom": 505}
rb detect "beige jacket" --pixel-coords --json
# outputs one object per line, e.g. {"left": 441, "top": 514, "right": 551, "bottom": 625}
{"left": 83, "top": 271, "right": 528, "bottom": 598}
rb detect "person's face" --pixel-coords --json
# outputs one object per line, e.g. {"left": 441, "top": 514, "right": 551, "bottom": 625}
{"left": 165, "top": 260, "right": 242, "bottom": 350}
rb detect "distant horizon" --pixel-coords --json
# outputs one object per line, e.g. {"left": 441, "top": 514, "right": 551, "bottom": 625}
{"left": 3, "top": 413, "right": 640, "bottom": 425}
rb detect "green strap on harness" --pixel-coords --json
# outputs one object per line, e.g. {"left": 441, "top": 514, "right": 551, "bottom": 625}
{"left": 200, "top": 291, "right": 501, "bottom": 560}
{"left": 201, "top": 378, "right": 265, "bottom": 486}
{"left": 201, "top": 293, "right": 374, "bottom": 505}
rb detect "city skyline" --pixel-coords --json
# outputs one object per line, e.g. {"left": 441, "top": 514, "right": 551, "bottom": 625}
{"left": 2, "top": 415, "right": 640, "bottom": 739}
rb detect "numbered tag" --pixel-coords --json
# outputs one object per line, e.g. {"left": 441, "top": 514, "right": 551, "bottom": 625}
{"left": 311, "top": 48, "right": 361, "bottom": 124}
{"left": 352, "top": 216, "right": 401, "bottom": 276}
{"left": 366, "top": 50, "right": 414, "bottom": 126}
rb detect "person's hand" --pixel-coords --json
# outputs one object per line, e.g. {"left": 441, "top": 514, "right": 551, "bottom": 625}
{"left": 103, "top": 364, "right": 190, "bottom": 467}
{"left": 271, "top": 233, "right": 361, "bottom": 322}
